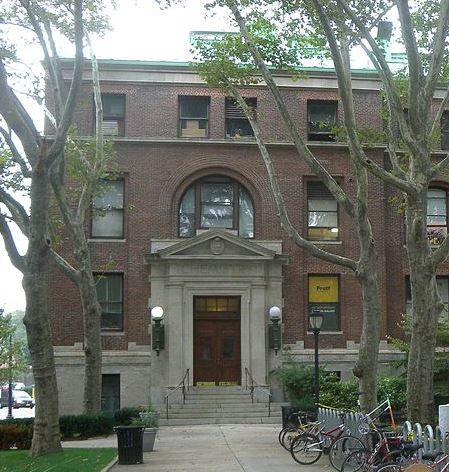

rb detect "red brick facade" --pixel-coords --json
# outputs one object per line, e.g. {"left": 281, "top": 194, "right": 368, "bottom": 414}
{"left": 46, "top": 61, "right": 449, "bottom": 410}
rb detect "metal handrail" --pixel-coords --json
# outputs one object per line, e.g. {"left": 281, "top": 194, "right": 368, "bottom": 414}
{"left": 165, "top": 368, "right": 190, "bottom": 420}
{"left": 244, "top": 367, "right": 272, "bottom": 417}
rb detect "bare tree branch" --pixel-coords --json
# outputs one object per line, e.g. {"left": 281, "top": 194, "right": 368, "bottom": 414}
{"left": 0, "top": 126, "right": 32, "bottom": 177}
{"left": 0, "top": 188, "right": 29, "bottom": 236}
{"left": 0, "top": 212, "right": 25, "bottom": 271}
{"left": 229, "top": 83, "right": 357, "bottom": 270}
{"left": 47, "top": 0, "right": 84, "bottom": 164}
{"left": 228, "top": 0, "right": 356, "bottom": 219}
{"left": 0, "top": 61, "right": 40, "bottom": 163}
{"left": 423, "top": 0, "right": 449, "bottom": 109}
{"left": 49, "top": 249, "right": 80, "bottom": 283}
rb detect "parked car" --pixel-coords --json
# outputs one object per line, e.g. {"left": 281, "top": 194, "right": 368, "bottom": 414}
{"left": 0, "top": 389, "right": 34, "bottom": 408}
{"left": 13, "top": 382, "right": 25, "bottom": 390}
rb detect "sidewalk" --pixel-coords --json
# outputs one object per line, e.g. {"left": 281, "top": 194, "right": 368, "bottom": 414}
{"left": 67, "top": 424, "right": 332, "bottom": 472}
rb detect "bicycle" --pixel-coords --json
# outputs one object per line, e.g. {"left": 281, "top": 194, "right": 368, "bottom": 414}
{"left": 376, "top": 452, "right": 449, "bottom": 472}
{"left": 290, "top": 411, "right": 365, "bottom": 469}
{"left": 340, "top": 432, "right": 422, "bottom": 472}
{"left": 278, "top": 411, "right": 321, "bottom": 451}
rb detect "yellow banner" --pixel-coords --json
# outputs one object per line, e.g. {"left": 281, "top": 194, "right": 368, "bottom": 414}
{"left": 309, "top": 276, "right": 339, "bottom": 302}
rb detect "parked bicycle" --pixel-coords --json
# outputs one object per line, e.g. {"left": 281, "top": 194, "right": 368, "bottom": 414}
{"left": 278, "top": 410, "right": 321, "bottom": 451}
{"left": 375, "top": 452, "right": 449, "bottom": 472}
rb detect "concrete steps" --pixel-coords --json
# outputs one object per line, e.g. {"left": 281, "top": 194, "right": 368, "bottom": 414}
{"left": 157, "top": 386, "right": 283, "bottom": 426}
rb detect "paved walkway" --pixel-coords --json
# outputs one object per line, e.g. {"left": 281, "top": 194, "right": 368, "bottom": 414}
{"left": 65, "top": 424, "right": 333, "bottom": 472}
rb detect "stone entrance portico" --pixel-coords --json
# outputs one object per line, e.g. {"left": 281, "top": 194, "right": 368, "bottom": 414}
{"left": 146, "top": 230, "right": 287, "bottom": 403}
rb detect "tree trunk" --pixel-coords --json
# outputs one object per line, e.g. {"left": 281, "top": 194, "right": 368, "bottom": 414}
{"left": 23, "top": 167, "right": 62, "bottom": 456}
{"left": 73, "top": 228, "right": 102, "bottom": 414}
{"left": 354, "top": 265, "right": 381, "bottom": 412}
{"left": 405, "top": 194, "right": 441, "bottom": 424}
{"left": 80, "top": 267, "right": 102, "bottom": 414}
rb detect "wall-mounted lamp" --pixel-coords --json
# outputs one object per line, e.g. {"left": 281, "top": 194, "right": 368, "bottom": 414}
{"left": 151, "top": 306, "right": 165, "bottom": 356}
{"left": 268, "top": 305, "right": 282, "bottom": 355}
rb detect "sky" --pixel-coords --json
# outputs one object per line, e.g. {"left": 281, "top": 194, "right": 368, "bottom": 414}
{"left": 0, "top": 0, "right": 230, "bottom": 314}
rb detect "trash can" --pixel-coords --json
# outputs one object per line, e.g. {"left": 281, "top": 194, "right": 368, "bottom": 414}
{"left": 281, "top": 406, "right": 302, "bottom": 428}
{"left": 114, "top": 425, "right": 144, "bottom": 465}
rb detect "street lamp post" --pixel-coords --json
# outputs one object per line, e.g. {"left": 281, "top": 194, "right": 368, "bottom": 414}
{"left": 309, "top": 308, "right": 324, "bottom": 414}
{"left": 7, "top": 333, "right": 13, "bottom": 420}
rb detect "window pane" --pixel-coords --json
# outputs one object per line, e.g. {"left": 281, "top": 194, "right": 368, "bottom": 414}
{"left": 102, "top": 95, "right": 125, "bottom": 118}
{"left": 308, "top": 211, "right": 338, "bottom": 227}
{"left": 222, "top": 337, "right": 234, "bottom": 359}
{"left": 108, "top": 276, "right": 122, "bottom": 302}
{"left": 239, "top": 186, "right": 254, "bottom": 238}
{"left": 96, "top": 277, "right": 107, "bottom": 302}
{"left": 427, "top": 199, "right": 446, "bottom": 215}
{"left": 308, "top": 227, "right": 339, "bottom": 240}
{"left": 428, "top": 189, "right": 447, "bottom": 199}
{"left": 437, "top": 278, "right": 449, "bottom": 304}
{"left": 308, "top": 199, "right": 337, "bottom": 211}
{"left": 180, "top": 98, "right": 208, "bottom": 118}
{"left": 94, "top": 181, "right": 124, "bottom": 209}
{"left": 309, "top": 303, "right": 339, "bottom": 331}
{"left": 427, "top": 216, "right": 447, "bottom": 226}
{"left": 201, "top": 204, "right": 233, "bottom": 228}
{"left": 179, "top": 186, "right": 195, "bottom": 237}
{"left": 180, "top": 119, "right": 207, "bottom": 137}
{"left": 309, "top": 276, "right": 339, "bottom": 303}
{"left": 309, "top": 102, "right": 337, "bottom": 122}
{"left": 101, "top": 313, "right": 123, "bottom": 330}
{"left": 201, "top": 183, "right": 233, "bottom": 204}
{"left": 91, "top": 210, "right": 123, "bottom": 238}
{"left": 226, "top": 119, "right": 254, "bottom": 138}
{"left": 427, "top": 226, "right": 447, "bottom": 245}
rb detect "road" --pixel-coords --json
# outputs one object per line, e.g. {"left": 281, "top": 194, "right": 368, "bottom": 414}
{"left": 0, "top": 406, "right": 35, "bottom": 420}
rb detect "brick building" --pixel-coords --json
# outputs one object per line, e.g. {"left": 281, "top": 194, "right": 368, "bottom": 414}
{"left": 47, "top": 58, "right": 449, "bottom": 415}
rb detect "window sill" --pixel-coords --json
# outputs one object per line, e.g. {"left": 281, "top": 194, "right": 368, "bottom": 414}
{"left": 88, "top": 239, "right": 126, "bottom": 243}
{"left": 307, "top": 331, "right": 343, "bottom": 335}
{"left": 101, "top": 331, "right": 125, "bottom": 336}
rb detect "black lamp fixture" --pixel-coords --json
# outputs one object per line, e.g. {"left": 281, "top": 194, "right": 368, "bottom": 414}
{"left": 268, "top": 305, "right": 282, "bottom": 354}
{"left": 151, "top": 306, "right": 165, "bottom": 356}
{"left": 309, "top": 308, "right": 324, "bottom": 413}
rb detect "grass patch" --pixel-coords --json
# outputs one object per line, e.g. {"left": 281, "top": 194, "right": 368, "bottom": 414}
{"left": 0, "top": 448, "right": 117, "bottom": 472}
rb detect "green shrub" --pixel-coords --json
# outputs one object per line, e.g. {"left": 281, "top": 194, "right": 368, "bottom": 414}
{"left": 59, "top": 413, "right": 114, "bottom": 439}
{"left": 273, "top": 364, "right": 316, "bottom": 410}
{"left": 0, "top": 424, "right": 33, "bottom": 450}
{"left": 113, "top": 407, "right": 141, "bottom": 426}
{"left": 320, "top": 374, "right": 359, "bottom": 410}
{"left": 377, "top": 376, "right": 407, "bottom": 412}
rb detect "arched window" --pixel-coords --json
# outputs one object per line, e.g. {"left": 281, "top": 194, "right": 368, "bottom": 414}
{"left": 427, "top": 188, "right": 448, "bottom": 245}
{"left": 179, "top": 176, "right": 254, "bottom": 238}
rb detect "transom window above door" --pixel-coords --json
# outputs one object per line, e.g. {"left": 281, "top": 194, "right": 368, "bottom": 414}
{"left": 178, "top": 176, "right": 254, "bottom": 238}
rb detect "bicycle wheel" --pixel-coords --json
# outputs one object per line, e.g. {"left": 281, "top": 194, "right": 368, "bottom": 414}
{"left": 290, "top": 432, "right": 323, "bottom": 465}
{"left": 329, "top": 436, "right": 366, "bottom": 471}
{"left": 341, "top": 449, "right": 370, "bottom": 472}
{"left": 279, "top": 427, "right": 298, "bottom": 451}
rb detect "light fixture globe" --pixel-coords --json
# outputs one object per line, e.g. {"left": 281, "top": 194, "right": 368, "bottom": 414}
{"left": 309, "top": 308, "right": 324, "bottom": 331}
{"left": 268, "top": 305, "right": 281, "bottom": 321}
{"left": 151, "top": 306, "right": 164, "bottom": 320}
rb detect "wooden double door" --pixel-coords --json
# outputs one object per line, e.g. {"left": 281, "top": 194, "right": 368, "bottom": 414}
{"left": 193, "top": 296, "right": 241, "bottom": 386}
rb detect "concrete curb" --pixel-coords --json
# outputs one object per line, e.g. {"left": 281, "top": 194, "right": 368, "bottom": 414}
{"left": 101, "top": 456, "right": 118, "bottom": 472}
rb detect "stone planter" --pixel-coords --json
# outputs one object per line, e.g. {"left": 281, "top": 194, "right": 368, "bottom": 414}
{"left": 142, "top": 428, "right": 158, "bottom": 452}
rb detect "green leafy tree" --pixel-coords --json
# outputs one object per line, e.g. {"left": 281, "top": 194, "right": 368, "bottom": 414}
{"left": 0, "top": 0, "right": 111, "bottom": 456}
{"left": 0, "top": 312, "right": 27, "bottom": 385}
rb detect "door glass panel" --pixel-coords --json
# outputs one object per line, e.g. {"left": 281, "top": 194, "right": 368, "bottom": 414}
{"left": 201, "top": 338, "right": 212, "bottom": 360}
{"left": 222, "top": 337, "right": 234, "bottom": 359}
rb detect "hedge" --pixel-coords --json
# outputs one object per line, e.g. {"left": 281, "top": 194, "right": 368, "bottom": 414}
{"left": 0, "top": 424, "right": 33, "bottom": 450}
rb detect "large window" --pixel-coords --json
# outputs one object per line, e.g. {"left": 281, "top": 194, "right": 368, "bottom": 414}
{"left": 91, "top": 180, "right": 124, "bottom": 239}
{"left": 101, "top": 374, "right": 120, "bottom": 413}
{"left": 308, "top": 101, "right": 337, "bottom": 141}
{"left": 406, "top": 276, "right": 449, "bottom": 319}
{"left": 178, "top": 176, "right": 254, "bottom": 238}
{"left": 100, "top": 94, "right": 125, "bottom": 136}
{"left": 308, "top": 275, "right": 340, "bottom": 331}
{"left": 427, "top": 188, "right": 447, "bottom": 246}
{"left": 442, "top": 111, "right": 449, "bottom": 150}
{"left": 225, "top": 97, "right": 256, "bottom": 138}
{"left": 179, "top": 96, "right": 209, "bottom": 137}
{"left": 307, "top": 181, "right": 339, "bottom": 240}
{"left": 95, "top": 273, "right": 123, "bottom": 331}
